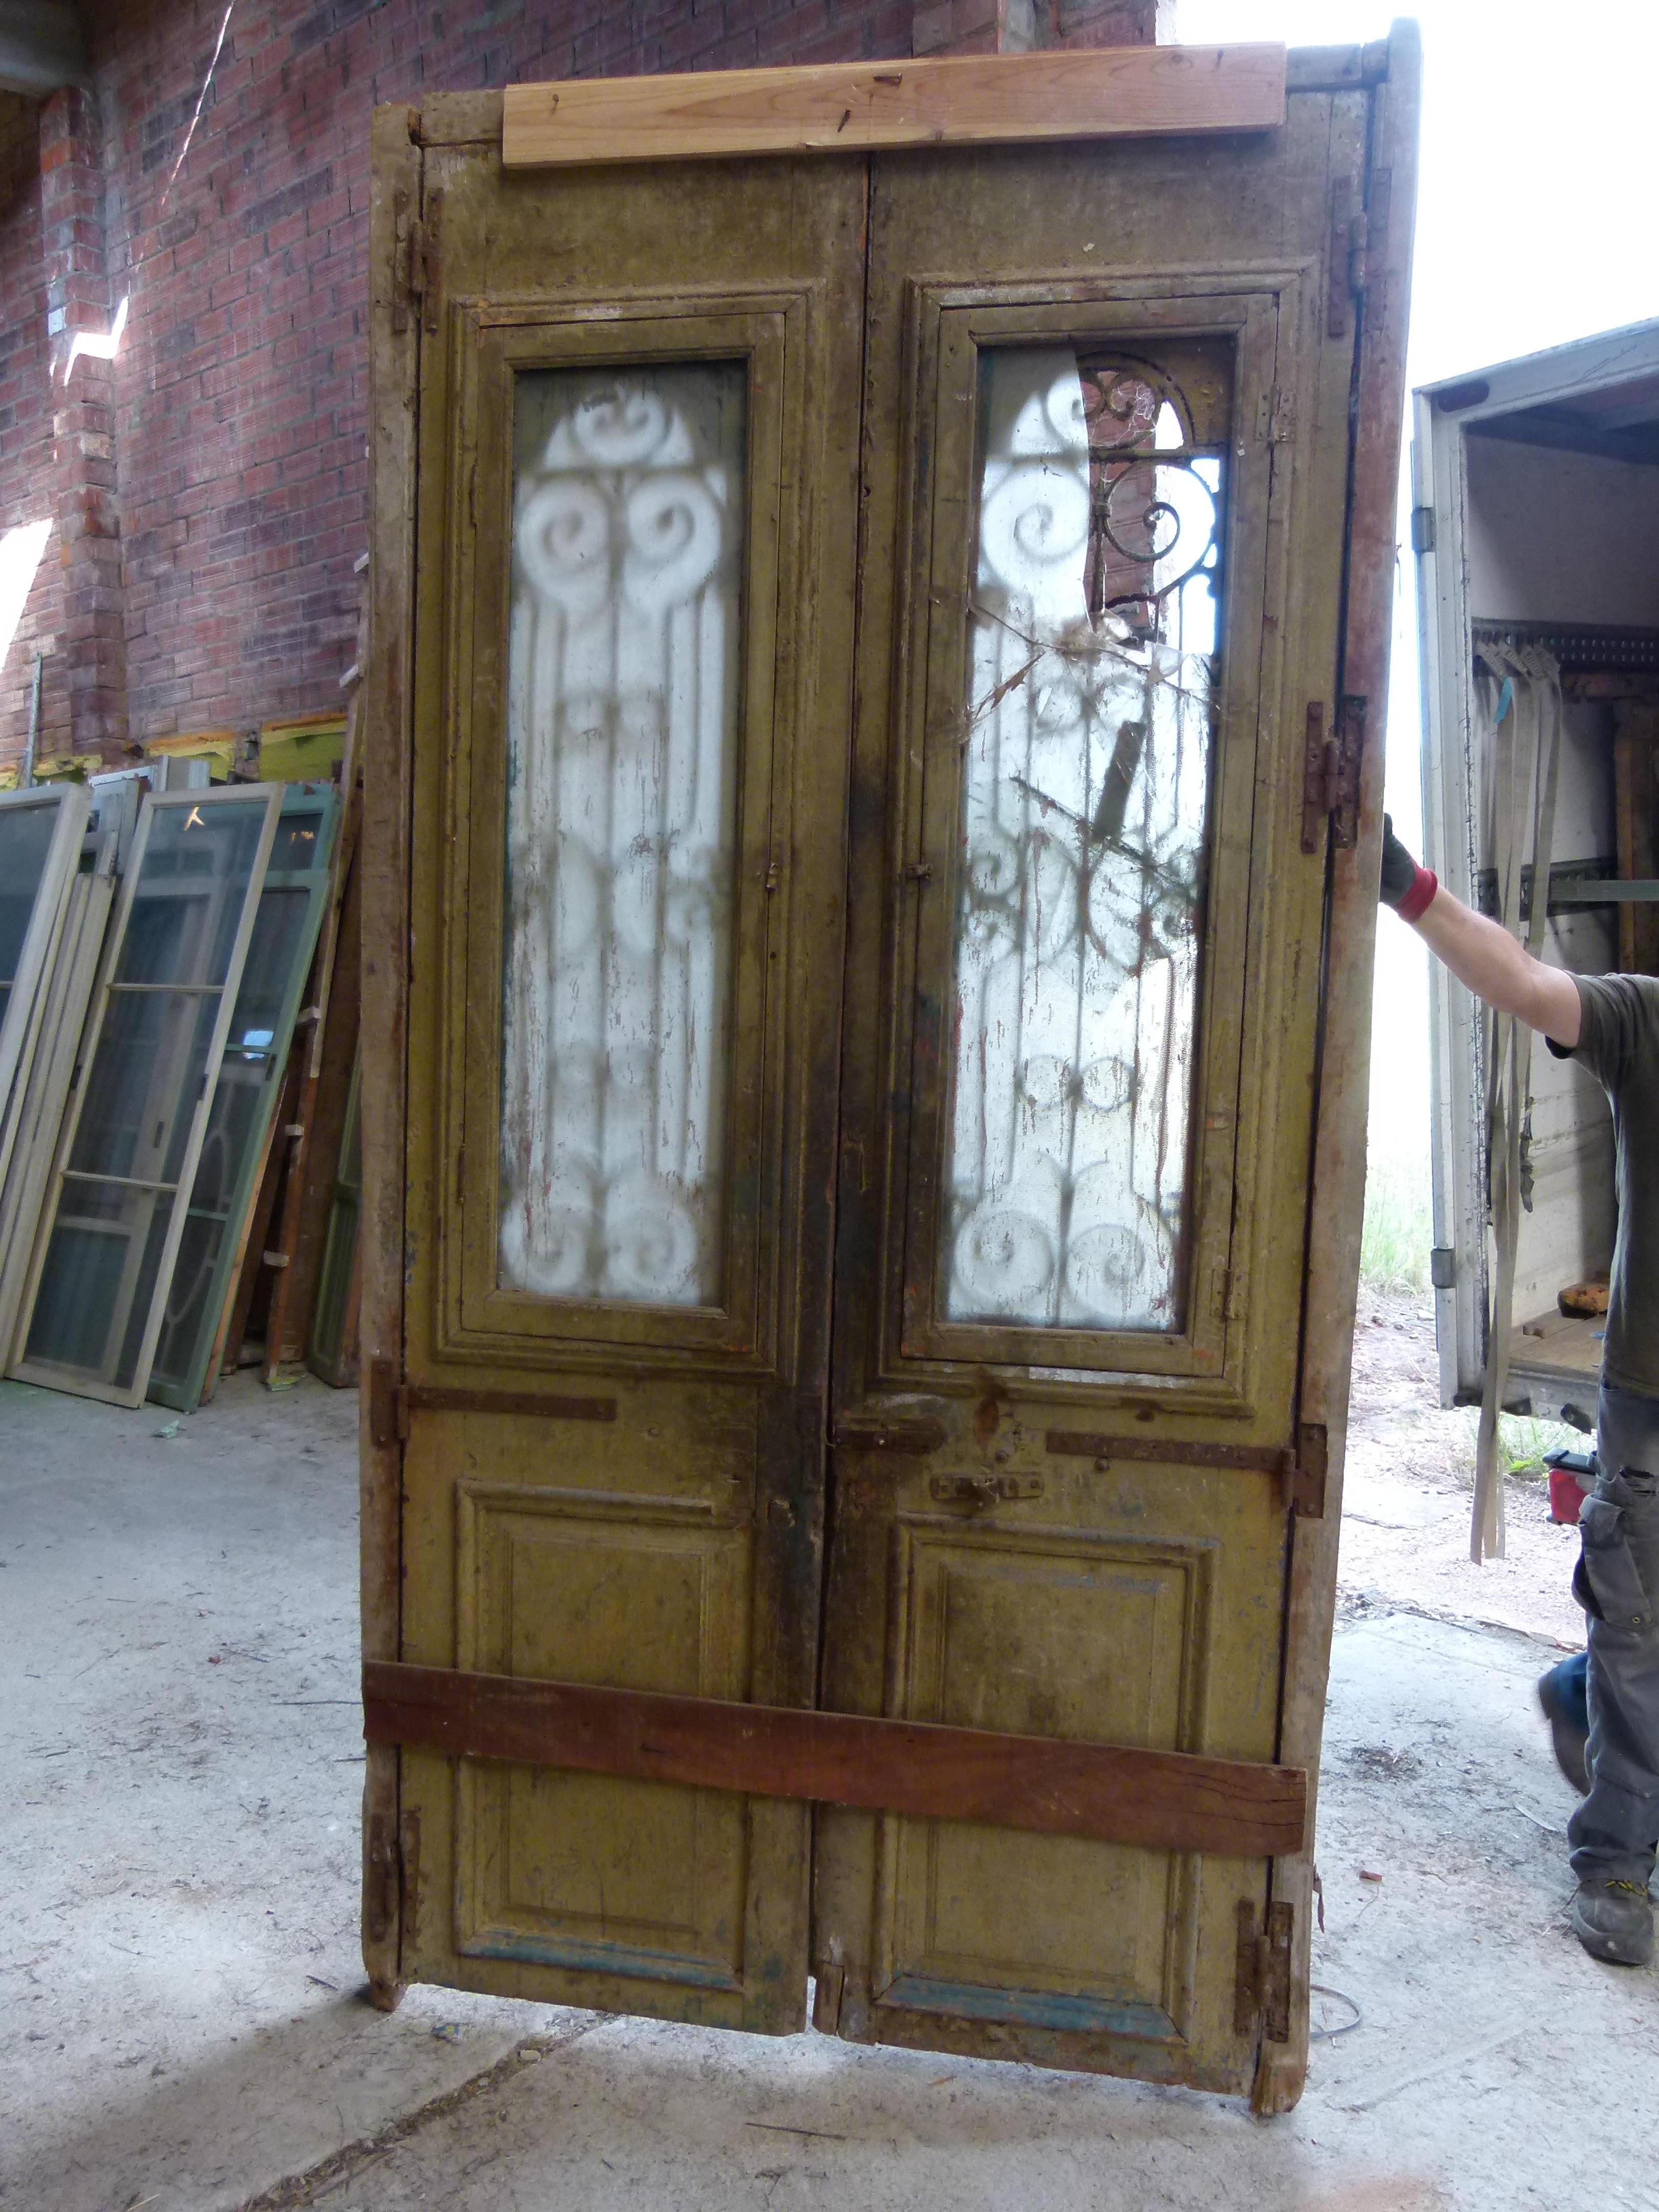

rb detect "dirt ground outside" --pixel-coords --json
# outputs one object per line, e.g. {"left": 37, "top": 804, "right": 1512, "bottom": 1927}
{"left": 1341, "top": 1291, "right": 1587, "bottom": 1651}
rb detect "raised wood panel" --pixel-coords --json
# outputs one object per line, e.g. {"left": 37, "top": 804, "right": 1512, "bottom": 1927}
{"left": 875, "top": 1525, "right": 1208, "bottom": 2040}
{"left": 453, "top": 1482, "right": 753, "bottom": 1987}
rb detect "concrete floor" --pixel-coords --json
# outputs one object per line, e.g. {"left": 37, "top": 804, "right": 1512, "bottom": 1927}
{"left": 3, "top": 1369, "right": 1657, "bottom": 2212}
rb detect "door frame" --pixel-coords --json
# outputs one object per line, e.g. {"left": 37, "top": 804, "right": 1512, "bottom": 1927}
{"left": 1413, "top": 317, "right": 1659, "bottom": 1412}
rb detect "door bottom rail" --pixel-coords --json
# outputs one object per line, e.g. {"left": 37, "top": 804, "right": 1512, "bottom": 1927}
{"left": 363, "top": 1662, "right": 1306, "bottom": 1858}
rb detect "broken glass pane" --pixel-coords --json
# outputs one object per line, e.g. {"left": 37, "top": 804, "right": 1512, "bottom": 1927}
{"left": 942, "top": 344, "right": 1228, "bottom": 1333}
{"left": 499, "top": 364, "right": 745, "bottom": 1308}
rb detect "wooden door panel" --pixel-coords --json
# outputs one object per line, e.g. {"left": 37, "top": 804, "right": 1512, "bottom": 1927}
{"left": 876, "top": 1520, "right": 1209, "bottom": 2041}
{"left": 818, "top": 89, "right": 1376, "bottom": 2094}
{"left": 387, "top": 138, "right": 867, "bottom": 2032}
{"left": 452, "top": 1480, "right": 752, "bottom": 1989}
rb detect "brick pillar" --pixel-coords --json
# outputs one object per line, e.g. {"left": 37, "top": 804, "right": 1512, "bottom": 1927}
{"left": 914, "top": 0, "right": 1169, "bottom": 55}
{"left": 39, "top": 86, "right": 128, "bottom": 761}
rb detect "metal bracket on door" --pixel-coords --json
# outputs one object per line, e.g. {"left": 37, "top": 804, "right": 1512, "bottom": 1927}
{"left": 368, "top": 1356, "right": 619, "bottom": 1448}
{"left": 1045, "top": 1426, "right": 1328, "bottom": 1519}
{"left": 833, "top": 1415, "right": 947, "bottom": 1454}
{"left": 930, "top": 1472, "right": 1043, "bottom": 1510}
{"left": 1235, "top": 1897, "right": 1293, "bottom": 2043}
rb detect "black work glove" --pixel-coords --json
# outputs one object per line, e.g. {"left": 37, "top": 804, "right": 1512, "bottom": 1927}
{"left": 1379, "top": 814, "right": 1436, "bottom": 919}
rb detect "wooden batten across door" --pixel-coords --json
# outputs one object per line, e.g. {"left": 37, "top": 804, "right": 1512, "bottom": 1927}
{"left": 364, "top": 33, "right": 1418, "bottom": 2104}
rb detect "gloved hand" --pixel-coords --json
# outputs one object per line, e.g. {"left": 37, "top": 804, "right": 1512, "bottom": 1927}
{"left": 1379, "top": 814, "right": 1437, "bottom": 922}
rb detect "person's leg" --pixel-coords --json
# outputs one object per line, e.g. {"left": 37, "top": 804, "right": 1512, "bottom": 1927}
{"left": 1538, "top": 1650, "right": 1590, "bottom": 1793}
{"left": 1568, "top": 1382, "right": 1659, "bottom": 1963}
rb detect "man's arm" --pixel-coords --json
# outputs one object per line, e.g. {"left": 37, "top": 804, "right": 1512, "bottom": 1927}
{"left": 1380, "top": 816, "right": 1581, "bottom": 1048}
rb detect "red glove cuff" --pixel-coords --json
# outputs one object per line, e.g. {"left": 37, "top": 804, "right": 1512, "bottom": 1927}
{"left": 1396, "top": 862, "right": 1437, "bottom": 925}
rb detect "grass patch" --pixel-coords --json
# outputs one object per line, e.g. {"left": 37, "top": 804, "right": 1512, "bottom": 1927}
{"left": 1361, "top": 1151, "right": 1433, "bottom": 1296}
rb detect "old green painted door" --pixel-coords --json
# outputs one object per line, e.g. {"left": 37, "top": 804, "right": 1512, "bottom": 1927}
{"left": 815, "top": 113, "right": 1367, "bottom": 2095}
{"left": 367, "top": 48, "right": 1406, "bottom": 2103}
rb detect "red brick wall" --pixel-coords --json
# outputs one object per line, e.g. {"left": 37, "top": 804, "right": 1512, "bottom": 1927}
{"left": 0, "top": 95, "right": 70, "bottom": 764}
{"left": 83, "top": 0, "right": 916, "bottom": 758}
{"left": 1, "top": 0, "right": 1157, "bottom": 768}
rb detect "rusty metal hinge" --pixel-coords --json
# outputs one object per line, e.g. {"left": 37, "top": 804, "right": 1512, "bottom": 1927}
{"left": 1235, "top": 1897, "right": 1293, "bottom": 2043}
{"left": 368, "top": 1355, "right": 409, "bottom": 1448}
{"left": 1327, "top": 177, "right": 1368, "bottom": 338}
{"left": 393, "top": 190, "right": 442, "bottom": 335}
{"left": 365, "top": 1808, "right": 401, "bottom": 1947}
{"left": 365, "top": 1806, "right": 421, "bottom": 1953}
{"left": 1286, "top": 1422, "right": 1328, "bottom": 1518}
{"left": 1300, "top": 697, "right": 1367, "bottom": 855}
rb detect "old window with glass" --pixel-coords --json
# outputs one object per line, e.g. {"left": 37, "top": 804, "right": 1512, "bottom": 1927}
{"left": 498, "top": 364, "right": 746, "bottom": 1311}
{"left": 943, "top": 341, "right": 1230, "bottom": 1334}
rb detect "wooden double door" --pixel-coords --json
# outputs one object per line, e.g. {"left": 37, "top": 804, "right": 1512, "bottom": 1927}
{"left": 362, "top": 41, "right": 1417, "bottom": 2109}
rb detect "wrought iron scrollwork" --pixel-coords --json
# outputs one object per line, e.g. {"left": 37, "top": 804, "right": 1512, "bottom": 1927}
{"left": 942, "top": 343, "right": 1229, "bottom": 1333}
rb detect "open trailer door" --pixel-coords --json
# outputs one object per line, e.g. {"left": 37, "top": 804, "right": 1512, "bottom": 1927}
{"left": 362, "top": 31, "right": 1419, "bottom": 2113}
{"left": 1414, "top": 320, "right": 1659, "bottom": 1445}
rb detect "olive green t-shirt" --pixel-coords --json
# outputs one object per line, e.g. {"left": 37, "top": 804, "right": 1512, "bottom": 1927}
{"left": 1547, "top": 973, "right": 1659, "bottom": 1398}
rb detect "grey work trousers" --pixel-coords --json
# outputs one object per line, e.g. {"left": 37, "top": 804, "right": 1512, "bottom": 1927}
{"left": 1569, "top": 1380, "right": 1659, "bottom": 1887}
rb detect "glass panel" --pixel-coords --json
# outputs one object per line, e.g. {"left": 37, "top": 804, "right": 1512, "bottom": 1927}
{"left": 226, "top": 884, "right": 309, "bottom": 1051}
{"left": 147, "top": 876, "right": 311, "bottom": 1394}
{"left": 148, "top": 1211, "right": 228, "bottom": 1392}
{"left": 117, "top": 798, "right": 268, "bottom": 988}
{"left": 498, "top": 364, "right": 745, "bottom": 1308}
{"left": 67, "top": 992, "right": 220, "bottom": 1187}
{"left": 942, "top": 343, "right": 1229, "bottom": 1333}
{"left": 25, "top": 1192, "right": 175, "bottom": 1389}
{"left": 269, "top": 808, "right": 326, "bottom": 872}
{"left": 0, "top": 798, "right": 60, "bottom": 985}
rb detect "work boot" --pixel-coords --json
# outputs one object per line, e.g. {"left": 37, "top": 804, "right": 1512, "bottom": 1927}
{"left": 1536, "top": 1668, "right": 1590, "bottom": 1795}
{"left": 1570, "top": 1880, "right": 1654, "bottom": 1967}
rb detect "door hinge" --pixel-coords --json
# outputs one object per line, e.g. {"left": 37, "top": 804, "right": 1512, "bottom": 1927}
{"left": 365, "top": 1807, "right": 421, "bottom": 1953}
{"left": 369, "top": 1355, "right": 409, "bottom": 1448}
{"left": 365, "top": 1808, "right": 401, "bottom": 1947}
{"left": 1430, "top": 1245, "right": 1456, "bottom": 1290}
{"left": 1410, "top": 504, "right": 1435, "bottom": 555}
{"left": 393, "top": 189, "right": 442, "bottom": 335}
{"left": 1327, "top": 177, "right": 1369, "bottom": 338}
{"left": 1235, "top": 1897, "right": 1293, "bottom": 2043}
{"left": 1287, "top": 1422, "right": 1328, "bottom": 1519}
{"left": 1300, "top": 696, "right": 1367, "bottom": 855}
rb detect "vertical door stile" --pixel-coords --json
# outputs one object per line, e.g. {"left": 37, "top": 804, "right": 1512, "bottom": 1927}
{"left": 1257, "top": 20, "right": 1423, "bottom": 2118}
{"left": 360, "top": 96, "right": 425, "bottom": 2009}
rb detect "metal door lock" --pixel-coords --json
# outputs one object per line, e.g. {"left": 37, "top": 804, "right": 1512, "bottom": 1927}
{"left": 930, "top": 1472, "right": 1043, "bottom": 1510}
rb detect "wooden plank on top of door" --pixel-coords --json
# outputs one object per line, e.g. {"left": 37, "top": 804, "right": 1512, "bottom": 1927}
{"left": 501, "top": 45, "right": 1287, "bottom": 168}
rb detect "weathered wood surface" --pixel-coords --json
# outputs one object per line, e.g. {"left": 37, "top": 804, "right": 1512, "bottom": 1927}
{"left": 360, "top": 101, "right": 423, "bottom": 2012}
{"left": 1251, "top": 19, "right": 1421, "bottom": 2120}
{"left": 364, "top": 1662, "right": 1308, "bottom": 1859}
{"left": 502, "top": 46, "right": 1286, "bottom": 167}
